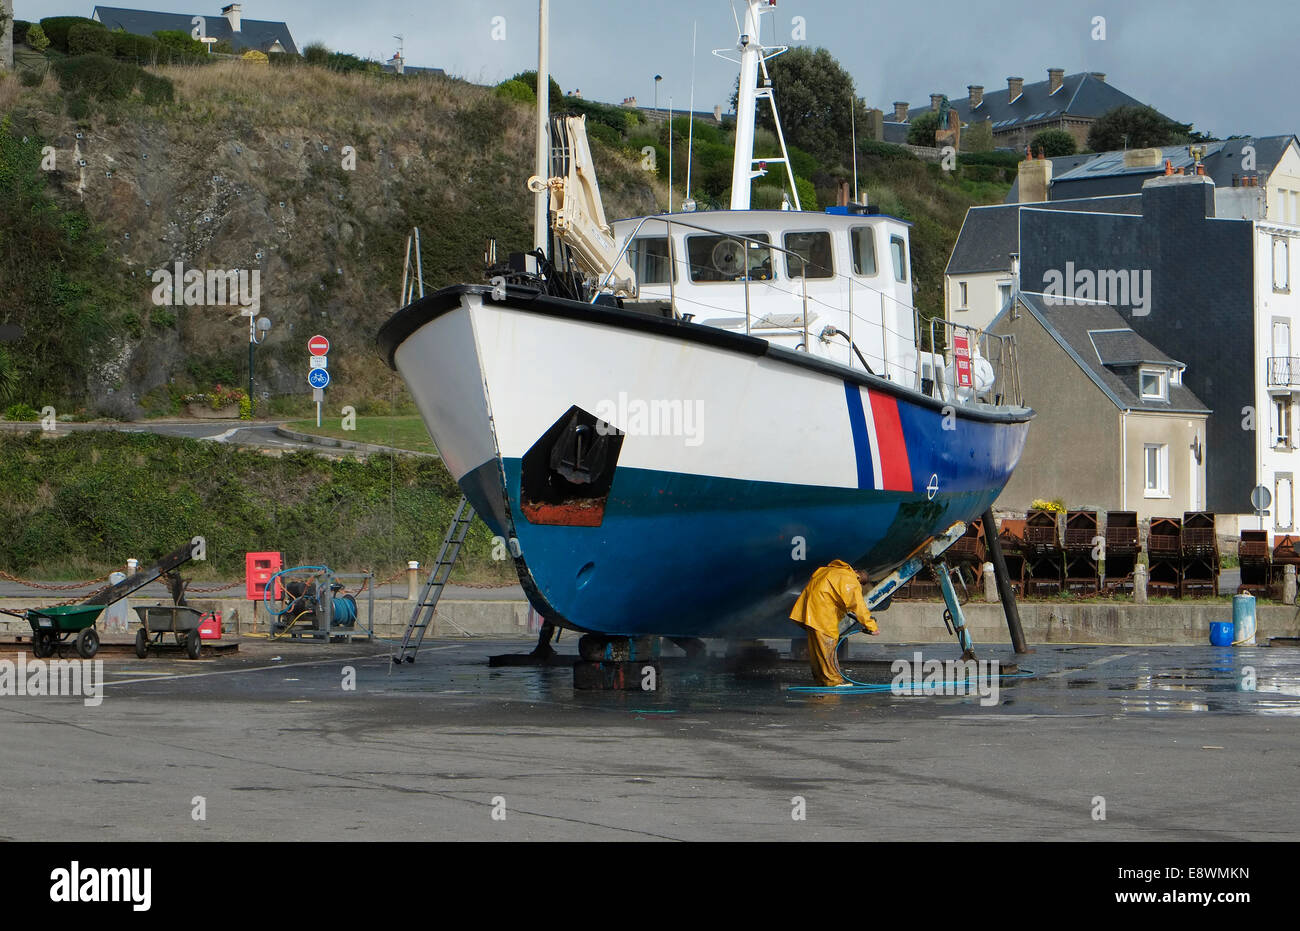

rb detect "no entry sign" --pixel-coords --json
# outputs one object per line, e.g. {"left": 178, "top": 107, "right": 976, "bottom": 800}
{"left": 308, "top": 335, "right": 330, "bottom": 356}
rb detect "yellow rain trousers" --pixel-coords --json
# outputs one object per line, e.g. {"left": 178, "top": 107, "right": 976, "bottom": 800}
{"left": 789, "top": 560, "right": 877, "bottom": 686}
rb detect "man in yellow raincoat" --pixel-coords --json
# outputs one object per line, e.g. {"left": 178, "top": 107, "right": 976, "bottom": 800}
{"left": 790, "top": 560, "right": 878, "bottom": 686}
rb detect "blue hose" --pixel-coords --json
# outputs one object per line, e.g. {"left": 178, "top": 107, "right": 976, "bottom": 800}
{"left": 788, "top": 630, "right": 1035, "bottom": 694}
{"left": 262, "top": 565, "right": 332, "bottom": 616}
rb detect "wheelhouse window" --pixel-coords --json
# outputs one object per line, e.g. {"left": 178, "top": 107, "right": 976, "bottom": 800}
{"left": 783, "top": 231, "right": 834, "bottom": 279}
{"left": 686, "top": 233, "right": 773, "bottom": 283}
{"left": 1139, "top": 368, "right": 1167, "bottom": 401}
{"left": 850, "top": 226, "right": 877, "bottom": 276}
{"left": 890, "top": 235, "right": 908, "bottom": 283}
{"left": 628, "top": 237, "right": 674, "bottom": 285}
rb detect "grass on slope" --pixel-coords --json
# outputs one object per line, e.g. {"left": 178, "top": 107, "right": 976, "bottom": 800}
{"left": 0, "top": 430, "right": 511, "bottom": 583}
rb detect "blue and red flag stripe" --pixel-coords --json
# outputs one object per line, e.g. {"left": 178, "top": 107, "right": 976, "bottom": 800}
{"left": 844, "top": 383, "right": 913, "bottom": 492}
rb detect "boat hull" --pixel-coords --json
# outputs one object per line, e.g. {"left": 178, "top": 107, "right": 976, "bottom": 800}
{"left": 379, "top": 285, "right": 1033, "bottom": 640}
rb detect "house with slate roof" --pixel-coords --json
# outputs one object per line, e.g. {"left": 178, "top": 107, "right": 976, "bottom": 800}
{"left": 91, "top": 4, "right": 298, "bottom": 55}
{"left": 993, "top": 292, "right": 1208, "bottom": 520}
{"left": 971, "top": 172, "right": 1300, "bottom": 532}
{"left": 884, "top": 70, "right": 1169, "bottom": 152}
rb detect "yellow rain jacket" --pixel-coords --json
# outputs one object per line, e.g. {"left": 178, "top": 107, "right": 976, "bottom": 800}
{"left": 789, "top": 560, "right": 876, "bottom": 638}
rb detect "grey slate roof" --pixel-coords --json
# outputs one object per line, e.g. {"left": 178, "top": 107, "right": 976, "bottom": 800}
{"left": 946, "top": 195, "right": 1143, "bottom": 275}
{"left": 1015, "top": 292, "right": 1209, "bottom": 414}
{"left": 1046, "top": 135, "right": 1299, "bottom": 199}
{"left": 881, "top": 121, "right": 911, "bottom": 145}
{"left": 907, "top": 72, "right": 1159, "bottom": 134}
{"left": 92, "top": 5, "right": 298, "bottom": 54}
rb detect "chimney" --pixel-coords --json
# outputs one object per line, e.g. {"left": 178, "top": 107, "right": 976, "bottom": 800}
{"left": 968, "top": 85, "right": 984, "bottom": 109}
{"left": 893, "top": 101, "right": 909, "bottom": 123}
{"left": 930, "top": 93, "right": 944, "bottom": 112}
{"left": 1007, "top": 77, "right": 1024, "bottom": 101}
{"left": 1018, "top": 155, "right": 1053, "bottom": 203}
{"left": 1048, "top": 68, "right": 1064, "bottom": 94}
{"left": 713, "top": 104, "right": 722, "bottom": 122}
{"left": 1090, "top": 72, "right": 1106, "bottom": 83}
{"left": 222, "top": 3, "right": 242, "bottom": 33}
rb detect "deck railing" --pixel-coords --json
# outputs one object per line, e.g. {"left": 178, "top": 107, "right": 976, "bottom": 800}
{"left": 593, "top": 215, "right": 1024, "bottom": 408}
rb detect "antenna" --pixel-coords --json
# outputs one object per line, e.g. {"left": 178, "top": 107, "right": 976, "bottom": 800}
{"left": 685, "top": 21, "right": 697, "bottom": 209}
{"left": 850, "top": 89, "right": 859, "bottom": 203}
{"left": 668, "top": 97, "right": 674, "bottom": 213}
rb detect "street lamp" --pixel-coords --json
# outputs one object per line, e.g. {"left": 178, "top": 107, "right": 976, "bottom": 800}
{"left": 654, "top": 74, "right": 662, "bottom": 116}
{"left": 247, "top": 313, "right": 272, "bottom": 416}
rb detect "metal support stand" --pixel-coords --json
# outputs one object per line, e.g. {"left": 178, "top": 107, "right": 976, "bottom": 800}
{"left": 934, "top": 560, "right": 975, "bottom": 660}
{"left": 982, "top": 508, "right": 1030, "bottom": 654}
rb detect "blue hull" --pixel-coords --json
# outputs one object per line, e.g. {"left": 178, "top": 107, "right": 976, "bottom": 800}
{"left": 460, "top": 392, "right": 1030, "bottom": 640}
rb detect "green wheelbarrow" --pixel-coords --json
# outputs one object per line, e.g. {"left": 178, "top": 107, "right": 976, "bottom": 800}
{"left": 25, "top": 604, "right": 107, "bottom": 659}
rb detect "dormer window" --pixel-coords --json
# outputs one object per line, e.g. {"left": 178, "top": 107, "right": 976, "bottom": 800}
{"left": 1140, "top": 368, "right": 1168, "bottom": 400}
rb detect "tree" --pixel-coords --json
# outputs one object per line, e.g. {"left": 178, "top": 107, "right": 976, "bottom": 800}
{"left": 25, "top": 24, "right": 49, "bottom": 52}
{"left": 906, "top": 111, "right": 939, "bottom": 147}
{"left": 1086, "top": 105, "right": 1193, "bottom": 152}
{"left": 1030, "top": 128, "right": 1077, "bottom": 157}
{"left": 509, "top": 70, "right": 563, "bottom": 105}
{"left": 732, "top": 46, "right": 868, "bottom": 169}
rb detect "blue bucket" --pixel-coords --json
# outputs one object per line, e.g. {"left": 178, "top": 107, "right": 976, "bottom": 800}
{"left": 1209, "top": 622, "right": 1234, "bottom": 646}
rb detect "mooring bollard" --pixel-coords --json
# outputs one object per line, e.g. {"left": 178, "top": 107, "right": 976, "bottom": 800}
{"left": 982, "top": 562, "right": 997, "bottom": 602}
{"left": 1134, "top": 563, "right": 1148, "bottom": 604}
{"left": 1286, "top": 564, "right": 1297, "bottom": 605}
{"left": 407, "top": 561, "right": 420, "bottom": 601}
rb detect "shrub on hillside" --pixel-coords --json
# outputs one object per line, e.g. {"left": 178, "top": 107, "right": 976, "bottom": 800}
{"left": 152, "top": 29, "right": 205, "bottom": 58}
{"left": 68, "top": 22, "right": 115, "bottom": 57}
{"left": 38, "top": 16, "right": 99, "bottom": 53}
{"left": 25, "top": 23, "right": 50, "bottom": 52}
{"left": 112, "top": 32, "right": 161, "bottom": 64}
{"left": 495, "top": 79, "right": 534, "bottom": 105}
{"left": 54, "top": 55, "right": 138, "bottom": 102}
{"left": 303, "top": 41, "right": 329, "bottom": 65}
{"left": 13, "top": 20, "right": 32, "bottom": 45}
{"left": 53, "top": 54, "right": 174, "bottom": 107}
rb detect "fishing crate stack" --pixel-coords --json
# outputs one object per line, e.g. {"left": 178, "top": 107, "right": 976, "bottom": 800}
{"left": 1102, "top": 511, "right": 1139, "bottom": 594}
{"left": 1063, "top": 510, "right": 1100, "bottom": 595}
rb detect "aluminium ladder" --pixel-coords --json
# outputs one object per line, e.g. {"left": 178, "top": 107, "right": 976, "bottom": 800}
{"left": 392, "top": 496, "right": 476, "bottom": 664}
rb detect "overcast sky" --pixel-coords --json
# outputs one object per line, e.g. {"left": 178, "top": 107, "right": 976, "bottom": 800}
{"left": 16, "top": 0, "right": 1299, "bottom": 138}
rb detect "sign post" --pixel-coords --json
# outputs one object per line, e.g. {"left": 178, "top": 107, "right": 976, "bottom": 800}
{"left": 307, "top": 336, "right": 330, "bottom": 428}
{"left": 1251, "top": 484, "right": 1272, "bottom": 531}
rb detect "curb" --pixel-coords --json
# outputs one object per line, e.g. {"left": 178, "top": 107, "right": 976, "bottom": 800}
{"left": 274, "top": 426, "right": 438, "bottom": 457}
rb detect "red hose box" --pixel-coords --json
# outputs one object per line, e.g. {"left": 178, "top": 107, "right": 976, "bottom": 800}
{"left": 246, "top": 551, "right": 283, "bottom": 601}
{"left": 198, "top": 611, "right": 222, "bottom": 641}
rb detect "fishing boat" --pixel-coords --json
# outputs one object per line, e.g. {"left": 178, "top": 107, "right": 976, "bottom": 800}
{"left": 378, "top": 0, "right": 1033, "bottom": 641}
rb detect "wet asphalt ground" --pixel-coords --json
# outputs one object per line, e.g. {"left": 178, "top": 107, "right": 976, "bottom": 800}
{"left": 1, "top": 638, "right": 1297, "bottom": 841}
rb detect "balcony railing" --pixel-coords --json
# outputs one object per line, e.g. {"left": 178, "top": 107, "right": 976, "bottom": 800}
{"left": 1269, "top": 356, "right": 1300, "bottom": 387}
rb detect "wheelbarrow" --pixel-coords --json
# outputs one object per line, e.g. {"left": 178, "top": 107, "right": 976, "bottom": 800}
{"left": 24, "top": 604, "right": 107, "bottom": 658}
{"left": 134, "top": 605, "right": 204, "bottom": 659}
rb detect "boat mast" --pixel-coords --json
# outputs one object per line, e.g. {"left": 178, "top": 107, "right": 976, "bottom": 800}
{"left": 534, "top": 0, "right": 550, "bottom": 256}
{"left": 717, "top": 0, "right": 797, "bottom": 211}
{"left": 728, "top": 0, "right": 765, "bottom": 210}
